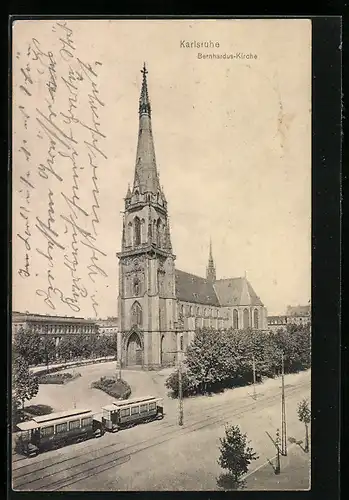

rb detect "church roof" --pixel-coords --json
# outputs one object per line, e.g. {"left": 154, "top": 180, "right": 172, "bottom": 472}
{"left": 175, "top": 270, "right": 263, "bottom": 307}
{"left": 214, "top": 278, "right": 264, "bottom": 307}
{"left": 175, "top": 269, "right": 220, "bottom": 306}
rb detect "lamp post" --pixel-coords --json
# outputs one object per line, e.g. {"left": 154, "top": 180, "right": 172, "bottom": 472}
{"left": 252, "top": 354, "right": 257, "bottom": 400}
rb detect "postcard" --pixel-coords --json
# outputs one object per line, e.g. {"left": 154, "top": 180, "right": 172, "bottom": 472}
{"left": 11, "top": 18, "right": 312, "bottom": 491}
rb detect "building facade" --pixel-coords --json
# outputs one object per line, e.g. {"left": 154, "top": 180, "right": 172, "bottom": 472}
{"left": 267, "top": 304, "right": 311, "bottom": 332}
{"left": 96, "top": 317, "right": 119, "bottom": 336}
{"left": 116, "top": 65, "right": 268, "bottom": 370}
{"left": 12, "top": 312, "right": 98, "bottom": 347}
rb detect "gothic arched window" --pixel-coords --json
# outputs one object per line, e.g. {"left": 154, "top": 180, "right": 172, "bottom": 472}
{"left": 243, "top": 308, "right": 249, "bottom": 329}
{"left": 134, "top": 278, "right": 140, "bottom": 296}
{"left": 190, "top": 306, "right": 194, "bottom": 316}
{"left": 254, "top": 309, "right": 259, "bottom": 329}
{"left": 131, "top": 301, "right": 142, "bottom": 328}
{"left": 134, "top": 217, "right": 141, "bottom": 246}
{"left": 196, "top": 307, "right": 200, "bottom": 316}
{"left": 233, "top": 309, "right": 239, "bottom": 329}
{"left": 156, "top": 219, "right": 162, "bottom": 247}
{"left": 127, "top": 221, "right": 132, "bottom": 247}
{"left": 134, "top": 190, "right": 139, "bottom": 202}
{"left": 140, "top": 218, "right": 146, "bottom": 243}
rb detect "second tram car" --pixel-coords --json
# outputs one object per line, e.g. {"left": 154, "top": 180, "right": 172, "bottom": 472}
{"left": 101, "top": 396, "right": 164, "bottom": 432}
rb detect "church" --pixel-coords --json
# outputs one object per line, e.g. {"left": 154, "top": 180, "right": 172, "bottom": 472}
{"left": 116, "top": 64, "right": 268, "bottom": 370}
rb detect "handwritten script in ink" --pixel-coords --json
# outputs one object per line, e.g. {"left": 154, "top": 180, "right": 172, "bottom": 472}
{"left": 13, "top": 21, "right": 108, "bottom": 317}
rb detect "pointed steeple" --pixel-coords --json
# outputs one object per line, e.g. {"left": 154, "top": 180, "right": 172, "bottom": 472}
{"left": 133, "top": 63, "right": 160, "bottom": 195}
{"left": 126, "top": 184, "right": 131, "bottom": 199}
{"left": 206, "top": 238, "right": 216, "bottom": 282}
{"left": 139, "top": 62, "right": 151, "bottom": 116}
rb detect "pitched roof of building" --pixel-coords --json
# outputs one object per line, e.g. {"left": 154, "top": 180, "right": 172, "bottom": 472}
{"left": 175, "top": 269, "right": 220, "bottom": 306}
{"left": 214, "top": 278, "right": 264, "bottom": 307}
{"left": 175, "top": 270, "right": 263, "bottom": 307}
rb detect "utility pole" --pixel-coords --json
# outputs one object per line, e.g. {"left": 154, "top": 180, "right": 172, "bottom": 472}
{"left": 281, "top": 352, "right": 287, "bottom": 456}
{"left": 252, "top": 354, "right": 257, "bottom": 400}
{"left": 178, "top": 354, "right": 183, "bottom": 426}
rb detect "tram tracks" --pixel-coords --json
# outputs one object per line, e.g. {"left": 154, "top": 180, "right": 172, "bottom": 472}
{"left": 13, "top": 381, "right": 310, "bottom": 491}
{"left": 12, "top": 377, "right": 308, "bottom": 475}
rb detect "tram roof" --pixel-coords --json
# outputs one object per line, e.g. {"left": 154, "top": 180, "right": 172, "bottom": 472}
{"left": 16, "top": 420, "right": 39, "bottom": 431}
{"left": 113, "top": 396, "right": 162, "bottom": 407}
{"left": 33, "top": 408, "right": 92, "bottom": 424}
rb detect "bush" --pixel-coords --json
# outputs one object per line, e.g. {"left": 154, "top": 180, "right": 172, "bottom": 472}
{"left": 38, "top": 372, "right": 81, "bottom": 384}
{"left": 24, "top": 404, "right": 53, "bottom": 416}
{"left": 165, "top": 369, "right": 197, "bottom": 398}
{"left": 91, "top": 376, "right": 131, "bottom": 400}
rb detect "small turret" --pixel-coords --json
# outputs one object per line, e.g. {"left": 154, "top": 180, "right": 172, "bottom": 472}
{"left": 206, "top": 238, "right": 216, "bottom": 282}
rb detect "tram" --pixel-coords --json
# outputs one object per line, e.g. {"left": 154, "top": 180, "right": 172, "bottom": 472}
{"left": 101, "top": 396, "right": 164, "bottom": 432}
{"left": 15, "top": 396, "right": 164, "bottom": 457}
{"left": 15, "top": 408, "right": 104, "bottom": 457}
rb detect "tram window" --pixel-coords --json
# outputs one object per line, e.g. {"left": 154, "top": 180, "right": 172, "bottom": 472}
{"left": 140, "top": 404, "right": 148, "bottom": 413}
{"left": 120, "top": 408, "right": 130, "bottom": 417}
{"left": 69, "top": 419, "right": 80, "bottom": 430}
{"left": 81, "top": 417, "right": 93, "bottom": 427}
{"left": 41, "top": 425, "right": 54, "bottom": 437}
{"left": 56, "top": 422, "right": 67, "bottom": 433}
{"left": 131, "top": 406, "right": 139, "bottom": 415}
{"left": 149, "top": 402, "right": 156, "bottom": 410}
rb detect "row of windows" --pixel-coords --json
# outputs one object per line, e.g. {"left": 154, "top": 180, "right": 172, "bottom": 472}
{"left": 180, "top": 308, "right": 260, "bottom": 330}
{"left": 41, "top": 417, "right": 93, "bottom": 436}
{"left": 13, "top": 324, "right": 95, "bottom": 334}
{"left": 33, "top": 324, "right": 95, "bottom": 334}
{"left": 120, "top": 402, "right": 157, "bottom": 418}
{"left": 179, "top": 305, "right": 224, "bottom": 318}
{"left": 126, "top": 217, "right": 165, "bottom": 248}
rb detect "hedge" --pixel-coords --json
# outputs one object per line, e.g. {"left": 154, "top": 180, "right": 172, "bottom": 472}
{"left": 38, "top": 372, "right": 81, "bottom": 384}
{"left": 91, "top": 376, "right": 131, "bottom": 400}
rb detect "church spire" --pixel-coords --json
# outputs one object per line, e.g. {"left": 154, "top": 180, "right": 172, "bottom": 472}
{"left": 133, "top": 63, "right": 160, "bottom": 195}
{"left": 206, "top": 238, "right": 216, "bottom": 282}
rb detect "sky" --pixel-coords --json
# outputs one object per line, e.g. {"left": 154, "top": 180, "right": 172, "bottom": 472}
{"left": 12, "top": 19, "right": 311, "bottom": 317}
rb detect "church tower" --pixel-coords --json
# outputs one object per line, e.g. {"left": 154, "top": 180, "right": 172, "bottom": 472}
{"left": 117, "top": 64, "right": 177, "bottom": 369}
{"left": 206, "top": 239, "right": 216, "bottom": 282}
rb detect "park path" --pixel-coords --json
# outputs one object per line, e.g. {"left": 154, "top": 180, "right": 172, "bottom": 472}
{"left": 28, "top": 362, "right": 175, "bottom": 414}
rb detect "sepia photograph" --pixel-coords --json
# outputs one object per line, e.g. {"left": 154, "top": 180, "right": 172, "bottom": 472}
{"left": 11, "top": 18, "right": 311, "bottom": 491}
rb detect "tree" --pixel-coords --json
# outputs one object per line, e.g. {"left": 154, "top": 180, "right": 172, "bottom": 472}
{"left": 218, "top": 424, "right": 259, "bottom": 486}
{"left": 13, "top": 353, "right": 39, "bottom": 411}
{"left": 13, "top": 328, "right": 42, "bottom": 366}
{"left": 297, "top": 398, "right": 311, "bottom": 452}
{"left": 39, "top": 335, "right": 56, "bottom": 368}
{"left": 185, "top": 328, "right": 229, "bottom": 393}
